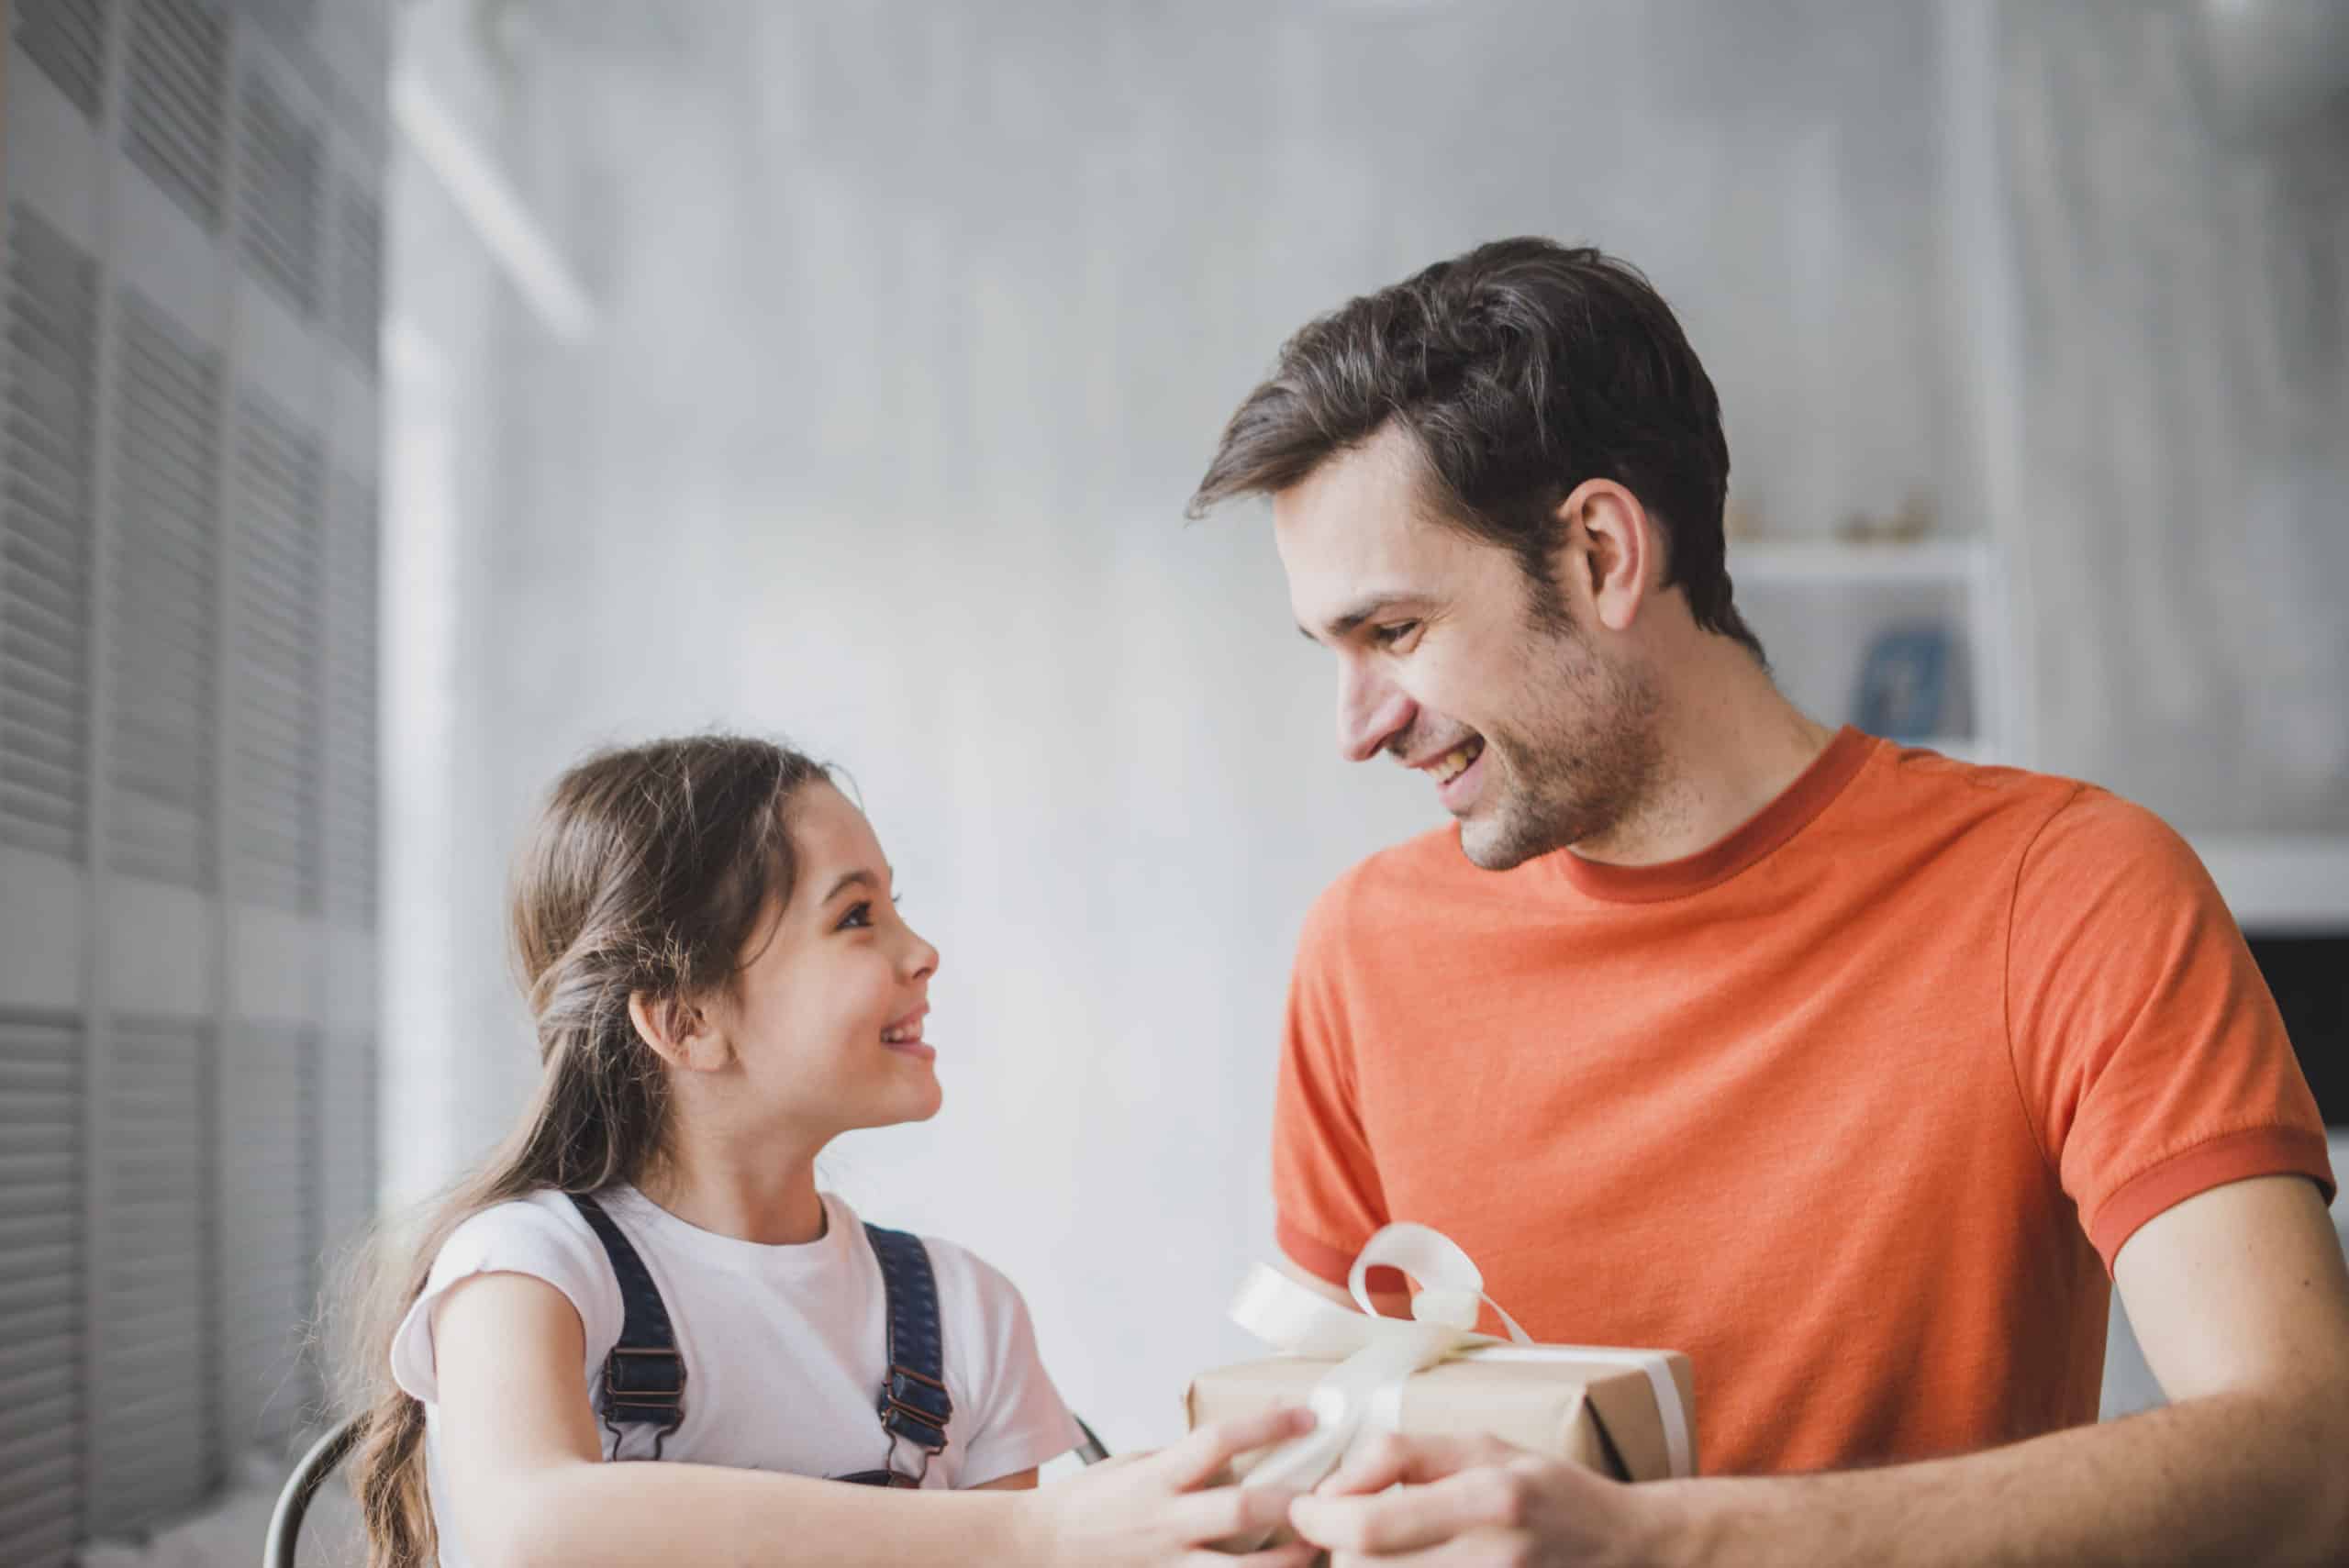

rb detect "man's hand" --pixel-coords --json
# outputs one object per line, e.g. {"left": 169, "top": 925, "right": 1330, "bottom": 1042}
{"left": 1024, "top": 1407, "right": 1322, "bottom": 1568}
{"left": 1286, "top": 1432, "right": 1680, "bottom": 1567}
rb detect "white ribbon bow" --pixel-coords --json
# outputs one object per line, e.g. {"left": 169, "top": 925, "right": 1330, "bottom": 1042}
{"left": 1227, "top": 1222, "right": 1694, "bottom": 1495}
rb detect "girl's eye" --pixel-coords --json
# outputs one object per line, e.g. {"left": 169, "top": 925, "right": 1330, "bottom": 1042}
{"left": 836, "top": 894, "right": 902, "bottom": 932}
{"left": 1373, "top": 620, "right": 1420, "bottom": 648}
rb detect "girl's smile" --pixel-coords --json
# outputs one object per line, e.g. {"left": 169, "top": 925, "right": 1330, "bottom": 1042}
{"left": 881, "top": 1005, "right": 933, "bottom": 1060}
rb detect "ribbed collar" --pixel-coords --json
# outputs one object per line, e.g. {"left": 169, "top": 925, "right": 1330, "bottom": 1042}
{"left": 1544, "top": 726, "right": 1876, "bottom": 904}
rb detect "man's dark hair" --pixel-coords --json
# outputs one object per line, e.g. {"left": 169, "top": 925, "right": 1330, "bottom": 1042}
{"left": 1188, "top": 237, "right": 1763, "bottom": 661}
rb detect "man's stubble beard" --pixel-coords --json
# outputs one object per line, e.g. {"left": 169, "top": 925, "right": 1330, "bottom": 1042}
{"left": 1458, "top": 628, "right": 1665, "bottom": 873}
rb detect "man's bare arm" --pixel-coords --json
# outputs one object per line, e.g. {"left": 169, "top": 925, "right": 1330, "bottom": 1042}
{"left": 1291, "top": 1174, "right": 2349, "bottom": 1567}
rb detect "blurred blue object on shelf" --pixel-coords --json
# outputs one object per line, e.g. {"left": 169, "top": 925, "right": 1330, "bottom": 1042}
{"left": 1854, "top": 621, "right": 1954, "bottom": 741}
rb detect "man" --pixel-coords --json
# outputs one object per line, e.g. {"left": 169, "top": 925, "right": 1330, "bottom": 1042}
{"left": 1187, "top": 238, "right": 2348, "bottom": 1565}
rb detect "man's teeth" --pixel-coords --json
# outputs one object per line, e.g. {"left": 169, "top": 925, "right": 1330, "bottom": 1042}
{"left": 882, "top": 1023, "right": 918, "bottom": 1043}
{"left": 1431, "top": 740, "right": 1485, "bottom": 785}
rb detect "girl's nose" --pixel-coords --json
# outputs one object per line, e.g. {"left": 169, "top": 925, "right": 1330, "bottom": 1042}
{"left": 901, "top": 923, "right": 940, "bottom": 982}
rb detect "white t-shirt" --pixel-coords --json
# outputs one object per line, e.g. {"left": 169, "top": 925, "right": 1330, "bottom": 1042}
{"left": 390, "top": 1186, "right": 1079, "bottom": 1567}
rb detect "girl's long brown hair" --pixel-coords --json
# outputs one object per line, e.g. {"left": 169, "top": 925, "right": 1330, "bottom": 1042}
{"left": 334, "top": 734, "right": 830, "bottom": 1566}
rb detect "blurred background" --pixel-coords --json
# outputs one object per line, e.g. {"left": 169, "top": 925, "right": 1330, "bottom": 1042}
{"left": 0, "top": 0, "right": 2344, "bottom": 1562}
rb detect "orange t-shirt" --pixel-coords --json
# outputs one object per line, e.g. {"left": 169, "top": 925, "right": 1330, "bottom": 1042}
{"left": 1272, "top": 728, "right": 2333, "bottom": 1475}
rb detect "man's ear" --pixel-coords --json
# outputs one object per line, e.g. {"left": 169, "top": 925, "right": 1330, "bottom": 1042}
{"left": 1556, "top": 479, "right": 1653, "bottom": 633}
{"left": 628, "top": 990, "right": 730, "bottom": 1073}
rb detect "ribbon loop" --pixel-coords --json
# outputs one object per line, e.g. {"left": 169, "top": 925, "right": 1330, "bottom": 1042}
{"left": 1226, "top": 1223, "right": 1693, "bottom": 1495}
{"left": 1346, "top": 1221, "right": 1486, "bottom": 1319}
{"left": 1410, "top": 1286, "right": 1481, "bottom": 1329}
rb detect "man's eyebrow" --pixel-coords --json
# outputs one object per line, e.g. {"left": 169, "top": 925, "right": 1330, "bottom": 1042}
{"left": 1297, "top": 595, "right": 1423, "bottom": 644}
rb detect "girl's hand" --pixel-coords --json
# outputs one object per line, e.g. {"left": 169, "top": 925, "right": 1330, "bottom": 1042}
{"left": 1022, "top": 1407, "right": 1320, "bottom": 1568}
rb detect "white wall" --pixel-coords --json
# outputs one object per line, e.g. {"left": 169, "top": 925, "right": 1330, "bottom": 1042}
{"left": 1997, "top": 1, "right": 2349, "bottom": 827}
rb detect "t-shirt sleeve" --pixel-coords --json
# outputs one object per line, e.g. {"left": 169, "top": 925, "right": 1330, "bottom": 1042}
{"left": 1271, "top": 878, "right": 1391, "bottom": 1287}
{"left": 931, "top": 1245, "right": 1079, "bottom": 1486}
{"left": 388, "top": 1195, "right": 622, "bottom": 1406}
{"left": 2007, "top": 787, "right": 2335, "bottom": 1272}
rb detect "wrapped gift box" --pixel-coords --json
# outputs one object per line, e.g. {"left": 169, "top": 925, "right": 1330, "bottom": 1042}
{"left": 1186, "top": 1344, "right": 1696, "bottom": 1484}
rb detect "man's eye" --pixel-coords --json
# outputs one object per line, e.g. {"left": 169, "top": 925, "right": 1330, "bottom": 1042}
{"left": 837, "top": 901, "right": 874, "bottom": 931}
{"left": 1373, "top": 620, "right": 1420, "bottom": 648}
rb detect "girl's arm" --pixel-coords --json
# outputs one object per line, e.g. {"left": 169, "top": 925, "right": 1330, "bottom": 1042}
{"left": 431, "top": 1271, "right": 1309, "bottom": 1568}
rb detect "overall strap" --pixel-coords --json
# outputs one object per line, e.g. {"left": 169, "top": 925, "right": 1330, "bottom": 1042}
{"left": 567, "top": 1192, "right": 686, "bottom": 1459}
{"left": 865, "top": 1224, "right": 952, "bottom": 1483}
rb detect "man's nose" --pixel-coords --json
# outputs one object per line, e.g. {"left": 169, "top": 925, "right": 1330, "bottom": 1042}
{"left": 1338, "top": 661, "right": 1415, "bottom": 764}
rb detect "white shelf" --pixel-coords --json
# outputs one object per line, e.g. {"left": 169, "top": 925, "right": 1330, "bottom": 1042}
{"left": 2191, "top": 833, "right": 2349, "bottom": 934}
{"left": 1730, "top": 538, "right": 1991, "bottom": 587}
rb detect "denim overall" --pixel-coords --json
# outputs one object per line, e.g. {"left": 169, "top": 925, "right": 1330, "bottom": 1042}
{"left": 566, "top": 1192, "right": 954, "bottom": 1486}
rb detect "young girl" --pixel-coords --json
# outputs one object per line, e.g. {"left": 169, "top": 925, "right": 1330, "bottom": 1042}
{"left": 343, "top": 735, "right": 1311, "bottom": 1567}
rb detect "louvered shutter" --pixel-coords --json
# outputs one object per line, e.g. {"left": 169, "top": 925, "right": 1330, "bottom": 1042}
{"left": 86, "top": 1017, "right": 213, "bottom": 1532}
{"left": 318, "top": 468, "right": 377, "bottom": 1256}
{"left": 1, "top": 4, "right": 387, "bottom": 1557}
{"left": 121, "top": 0, "right": 230, "bottom": 234}
{"left": 13, "top": 0, "right": 111, "bottom": 122}
{"left": 241, "top": 0, "right": 316, "bottom": 57}
{"left": 323, "top": 471, "right": 373, "bottom": 923}
{"left": 2, "top": 207, "right": 99, "bottom": 862}
{"left": 236, "top": 69, "right": 320, "bottom": 317}
{"left": 0, "top": 1013, "right": 85, "bottom": 1568}
{"left": 330, "top": 189, "right": 378, "bottom": 375}
{"left": 231, "top": 391, "right": 322, "bottom": 914}
{"left": 108, "top": 292, "right": 219, "bottom": 887}
{"left": 216, "top": 1020, "right": 315, "bottom": 1451}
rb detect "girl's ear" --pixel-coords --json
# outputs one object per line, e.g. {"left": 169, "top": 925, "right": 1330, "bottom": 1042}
{"left": 629, "top": 990, "right": 731, "bottom": 1073}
